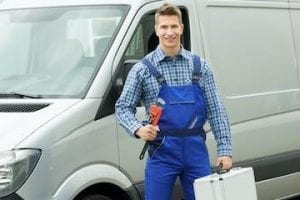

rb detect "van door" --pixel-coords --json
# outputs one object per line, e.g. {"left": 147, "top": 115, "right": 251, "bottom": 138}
{"left": 112, "top": 2, "right": 192, "bottom": 198}
{"left": 195, "top": 0, "right": 300, "bottom": 199}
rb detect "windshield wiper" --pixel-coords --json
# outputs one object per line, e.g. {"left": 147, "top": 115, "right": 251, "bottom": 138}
{"left": 0, "top": 92, "right": 42, "bottom": 99}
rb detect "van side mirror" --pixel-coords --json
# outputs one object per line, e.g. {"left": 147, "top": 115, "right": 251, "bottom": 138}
{"left": 114, "top": 59, "right": 139, "bottom": 96}
{"left": 123, "top": 59, "right": 139, "bottom": 79}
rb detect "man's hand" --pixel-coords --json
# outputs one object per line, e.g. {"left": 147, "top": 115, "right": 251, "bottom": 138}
{"left": 135, "top": 125, "right": 159, "bottom": 141}
{"left": 216, "top": 156, "right": 232, "bottom": 170}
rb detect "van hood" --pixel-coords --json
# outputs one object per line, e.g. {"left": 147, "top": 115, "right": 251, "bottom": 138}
{"left": 0, "top": 99, "right": 80, "bottom": 151}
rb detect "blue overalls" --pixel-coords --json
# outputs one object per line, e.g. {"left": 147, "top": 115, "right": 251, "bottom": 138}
{"left": 143, "top": 56, "right": 211, "bottom": 200}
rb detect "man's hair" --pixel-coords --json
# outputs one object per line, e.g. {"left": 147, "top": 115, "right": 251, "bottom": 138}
{"left": 155, "top": 3, "right": 182, "bottom": 24}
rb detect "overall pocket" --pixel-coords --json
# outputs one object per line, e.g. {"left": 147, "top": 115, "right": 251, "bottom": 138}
{"left": 160, "top": 86, "right": 196, "bottom": 129}
{"left": 148, "top": 135, "right": 165, "bottom": 158}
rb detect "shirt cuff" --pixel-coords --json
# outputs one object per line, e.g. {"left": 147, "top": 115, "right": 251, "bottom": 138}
{"left": 217, "top": 144, "right": 232, "bottom": 157}
{"left": 130, "top": 123, "right": 143, "bottom": 138}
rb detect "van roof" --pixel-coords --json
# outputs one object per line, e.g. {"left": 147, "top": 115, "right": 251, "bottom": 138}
{"left": 0, "top": 0, "right": 163, "bottom": 10}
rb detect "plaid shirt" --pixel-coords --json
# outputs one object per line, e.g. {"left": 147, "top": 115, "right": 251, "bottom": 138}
{"left": 115, "top": 47, "right": 232, "bottom": 157}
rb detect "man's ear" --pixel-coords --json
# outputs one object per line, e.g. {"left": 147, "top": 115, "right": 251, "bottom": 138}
{"left": 180, "top": 24, "right": 184, "bottom": 34}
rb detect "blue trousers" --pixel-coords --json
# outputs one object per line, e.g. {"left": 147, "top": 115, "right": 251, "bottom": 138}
{"left": 145, "top": 135, "right": 211, "bottom": 200}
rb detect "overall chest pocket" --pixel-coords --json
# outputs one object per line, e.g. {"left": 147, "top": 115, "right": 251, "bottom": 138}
{"left": 167, "top": 86, "right": 195, "bottom": 104}
{"left": 159, "top": 85, "right": 197, "bottom": 129}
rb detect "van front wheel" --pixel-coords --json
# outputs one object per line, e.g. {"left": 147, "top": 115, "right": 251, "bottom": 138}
{"left": 82, "top": 194, "right": 112, "bottom": 200}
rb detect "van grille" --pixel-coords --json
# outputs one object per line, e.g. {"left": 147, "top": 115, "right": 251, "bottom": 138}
{"left": 0, "top": 103, "right": 50, "bottom": 112}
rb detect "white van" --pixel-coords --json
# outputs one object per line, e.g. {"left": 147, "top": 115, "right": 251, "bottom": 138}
{"left": 0, "top": 0, "right": 299, "bottom": 199}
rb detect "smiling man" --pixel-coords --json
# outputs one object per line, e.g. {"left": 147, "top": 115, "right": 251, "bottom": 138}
{"left": 115, "top": 3, "right": 232, "bottom": 200}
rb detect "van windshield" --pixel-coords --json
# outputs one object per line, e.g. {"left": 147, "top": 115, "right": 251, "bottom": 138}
{"left": 0, "top": 5, "right": 128, "bottom": 98}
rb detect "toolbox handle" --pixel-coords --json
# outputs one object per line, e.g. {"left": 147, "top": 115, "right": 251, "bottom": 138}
{"left": 216, "top": 163, "right": 230, "bottom": 174}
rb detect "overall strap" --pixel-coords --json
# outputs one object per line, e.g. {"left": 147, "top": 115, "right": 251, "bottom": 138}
{"left": 142, "top": 58, "right": 167, "bottom": 85}
{"left": 192, "top": 55, "right": 202, "bottom": 85}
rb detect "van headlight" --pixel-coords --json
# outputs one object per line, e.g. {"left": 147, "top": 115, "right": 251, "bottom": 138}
{"left": 0, "top": 149, "right": 41, "bottom": 198}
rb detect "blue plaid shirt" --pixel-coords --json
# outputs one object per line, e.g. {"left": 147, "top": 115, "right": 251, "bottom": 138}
{"left": 115, "top": 47, "right": 232, "bottom": 157}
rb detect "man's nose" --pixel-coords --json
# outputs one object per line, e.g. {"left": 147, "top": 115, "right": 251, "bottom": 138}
{"left": 165, "top": 29, "right": 174, "bottom": 36}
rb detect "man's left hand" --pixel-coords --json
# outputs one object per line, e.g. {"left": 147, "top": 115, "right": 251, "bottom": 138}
{"left": 216, "top": 156, "right": 232, "bottom": 170}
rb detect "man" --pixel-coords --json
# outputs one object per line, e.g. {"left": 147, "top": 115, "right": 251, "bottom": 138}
{"left": 115, "top": 3, "right": 232, "bottom": 200}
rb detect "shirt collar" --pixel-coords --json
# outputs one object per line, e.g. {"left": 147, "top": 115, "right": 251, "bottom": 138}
{"left": 153, "top": 45, "right": 189, "bottom": 62}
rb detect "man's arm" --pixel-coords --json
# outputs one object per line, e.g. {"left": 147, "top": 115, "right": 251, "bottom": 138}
{"left": 115, "top": 63, "right": 144, "bottom": 137}
{"left": 202, "top": 61, "right": 232, "bottom": 169}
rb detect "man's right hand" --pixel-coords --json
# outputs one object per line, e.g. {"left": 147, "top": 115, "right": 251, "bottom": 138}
{"left": 135, "top": 125, "right": 159, "bottom": 141}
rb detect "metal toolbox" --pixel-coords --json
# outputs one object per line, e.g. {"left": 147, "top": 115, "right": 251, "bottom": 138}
{"left": 193, "top": 167, "right": 257, "bottom": 200}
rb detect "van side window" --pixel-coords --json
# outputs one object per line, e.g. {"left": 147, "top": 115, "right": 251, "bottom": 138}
{"left": 125, "top": 13, "right": 156, "bottom": 60}
{"left": 95, "top": 8, "right": 190, "bottom": 119}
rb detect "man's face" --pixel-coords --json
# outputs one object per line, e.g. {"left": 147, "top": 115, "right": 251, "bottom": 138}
{"left": 155, "top": 15, "right": 183, "bottom": 50}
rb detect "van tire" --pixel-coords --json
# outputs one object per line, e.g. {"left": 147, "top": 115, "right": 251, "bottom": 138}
{"left": 81, "top": 194, "right": 112, "bottom": 200}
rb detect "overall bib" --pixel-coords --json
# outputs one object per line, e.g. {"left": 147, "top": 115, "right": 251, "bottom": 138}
{"left": 143, "top": 56, "right": 211, "bottom": 200}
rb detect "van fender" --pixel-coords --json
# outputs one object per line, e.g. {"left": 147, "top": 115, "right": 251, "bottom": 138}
{"left": 51, "top": 164, "right": 133, "bottom": 200}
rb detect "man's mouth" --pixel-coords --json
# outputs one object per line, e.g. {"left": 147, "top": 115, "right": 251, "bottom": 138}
{"left": 163, "top": 33, "right": 176, "bottom": 39}
{"left": 163, "top": 36, "right": 176, "bottom": 41}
